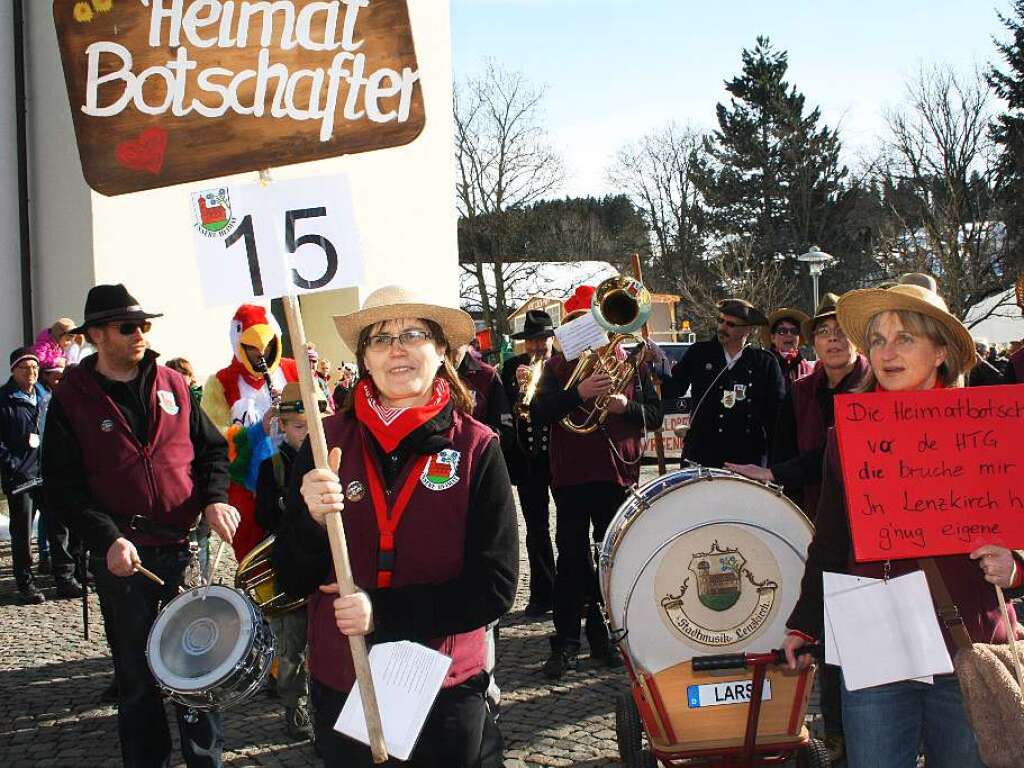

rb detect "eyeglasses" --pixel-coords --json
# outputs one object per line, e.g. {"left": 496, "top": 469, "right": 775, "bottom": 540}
{"left": 813, "top": 325, "right": 847, "bottom": 340}
{"left": 365, "top": 330, "right": 433, "bottom": 351}
{"left": 717, "top": 317, "right": 750, "bottom": 329}
{"left": 773, "top": 326, "right": 800, "bottom": 337}
{"left": 114, "top": 321, "right": 152, "bottom": 336}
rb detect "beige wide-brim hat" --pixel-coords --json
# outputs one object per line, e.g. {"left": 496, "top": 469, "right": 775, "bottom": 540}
{"left": 333, "top": 285, "right": 477, "bottom": 353}
{"left": 761, "top": 307, "right": 811, "bottom": 347}
{"left": 837, "top": 284, "right": 977, "bottom": 373}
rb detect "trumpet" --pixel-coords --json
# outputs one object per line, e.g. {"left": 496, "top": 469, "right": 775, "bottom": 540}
{"left": 514, "top": 354, "right": 545, "bottom": 422}
{"left": 560, "top": 276, "right": 651, "bottom": 435}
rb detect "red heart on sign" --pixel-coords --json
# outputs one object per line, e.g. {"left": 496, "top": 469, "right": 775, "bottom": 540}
{"left": 115, "top": 127, "right": 168, "bottom": 175}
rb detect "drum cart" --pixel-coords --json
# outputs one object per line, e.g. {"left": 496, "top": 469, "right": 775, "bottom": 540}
{"left": 614, "top": 648, "right": 829, "bottom": 768}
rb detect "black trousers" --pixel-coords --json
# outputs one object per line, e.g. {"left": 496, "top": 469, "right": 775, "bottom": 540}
{"left": 41, "top": 504, "right": 79, "bottom": 584}
{"left": 515, "top": 460, "right": 555, "bottom": 607}
{"left": 92, "top": 546, "right": 224, "bottom": 768}
{"left": 311, "top": 671, "right": 502, "bottom": 767}
{"left": 7, "top": 489, "right": 36, "bottom": 590}
{"left": 551, "top": 482, "right": 626, "bottom": 651}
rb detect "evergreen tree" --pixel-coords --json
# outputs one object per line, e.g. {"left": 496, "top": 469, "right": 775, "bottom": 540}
{"left": 693, "top": 36, "right": 847, "bottom": 308}
{"left": 988, "top": 0, "right": 1024, "bottom": 267}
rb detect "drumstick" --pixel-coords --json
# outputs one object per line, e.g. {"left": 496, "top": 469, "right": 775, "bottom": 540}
{"left": 135, "top": 564, "right": 165, "bottom": 586}
{"left": 202, "top": 540, "right": 228, "bottom": 601}
{"left": 283, "top": 294, "right": 389, "bottom": 763}
{"left": 995, "top": 585, "right": 1024, "bottom": 690}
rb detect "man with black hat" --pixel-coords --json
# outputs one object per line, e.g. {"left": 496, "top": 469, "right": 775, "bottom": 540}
{"left": 1, "top": 347, "right": 82, "bottom": 603}
{"left": 670, "top": 298, "right": 785, "bottom": 469}
{"left": 42, "top": 284, "right": 237, "bottom": 767}
{"left": 500, "top": 310, "right": 557, "bottom": 615}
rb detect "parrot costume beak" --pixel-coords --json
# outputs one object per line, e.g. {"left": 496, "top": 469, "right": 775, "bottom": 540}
{"left": 238, "top": 324, "right": 282, "bottom": 377}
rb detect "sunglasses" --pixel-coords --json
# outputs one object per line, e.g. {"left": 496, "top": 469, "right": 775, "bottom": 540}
{"left": 717, "top": 316, "right": 750, "bottom": 329}
{"left": 773, "top": 326, "right": 800, "bottom": 336}
{"left": 113, "top": 320, "right": 152, "bottom": 336}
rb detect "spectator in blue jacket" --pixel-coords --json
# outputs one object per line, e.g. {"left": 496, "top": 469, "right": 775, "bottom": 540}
{"left": 1, "top": 347, "right": 82, "bottom": 603}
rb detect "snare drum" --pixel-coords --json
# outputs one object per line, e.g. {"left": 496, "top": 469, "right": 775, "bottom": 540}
{"left": 146, "top": 585, "right": 275, "bottom": 710}
{"left": 600, "top": 468, "right": 813, "bottom": 673}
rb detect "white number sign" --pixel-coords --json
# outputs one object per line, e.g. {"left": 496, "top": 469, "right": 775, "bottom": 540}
{"left": 190, "top": 173, "right": 364, "bottom": 306}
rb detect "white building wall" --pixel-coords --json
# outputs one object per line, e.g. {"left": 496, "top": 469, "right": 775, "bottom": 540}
{"left": 0, "top": 0, "right": 25, "bottom": 354}
{"left": 24, "top": 0, "right": 456, "bottom": 381}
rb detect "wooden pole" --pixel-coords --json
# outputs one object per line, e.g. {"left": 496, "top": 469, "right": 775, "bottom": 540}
{"left": 630, "top": 253, "right": 667, "bottom": 475}
{"left": 282, "top": 295, "right": 389, "bottom": 763}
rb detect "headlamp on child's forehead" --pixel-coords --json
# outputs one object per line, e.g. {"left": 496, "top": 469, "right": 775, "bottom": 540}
{"left": 276, "top": 399, "right": 328, "bottom": 415}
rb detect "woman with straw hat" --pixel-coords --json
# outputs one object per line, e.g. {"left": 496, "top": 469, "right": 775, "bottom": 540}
{"left": 273, "top": 286, "right": 518, "bottom": 767}
{"left": 781, "top": 283, "right": 1024, "bottom": 768}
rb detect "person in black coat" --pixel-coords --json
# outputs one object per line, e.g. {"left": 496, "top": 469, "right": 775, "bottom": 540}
{"left": 499, "top": 310, "right": 557, "bottom": 616}
{"left": 670, "top": 299, "right": 785, "bottom": 469}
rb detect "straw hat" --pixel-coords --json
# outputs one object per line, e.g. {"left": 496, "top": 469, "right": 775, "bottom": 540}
{"left": 761, "top": 307, "right": 811, "bottom": 347}
{"left": 333, "top": 285, "right": 476, "bottom": 353}
{"left": 836, "top": 284, "right": 976, "bottom": 373}
{"left": 802, "top": 293, "right": 841, "bottom": 340}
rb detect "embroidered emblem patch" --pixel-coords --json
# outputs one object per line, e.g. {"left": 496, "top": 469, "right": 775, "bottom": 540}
{"left": 157, "top": 390, "right": 180, "bottom": 415}
{"left": 421, "top": 449, "right": 461, "bottom": 491}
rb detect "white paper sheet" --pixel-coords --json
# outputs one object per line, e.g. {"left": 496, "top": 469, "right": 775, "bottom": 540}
{"left": 825, "top": 571, "right": 952, "bottom": 691}
{"left": 334, "top": 641, "right": 452, "bottom": 760}
{"left": 555, "top": 312, "right": 608, "bottom": 361}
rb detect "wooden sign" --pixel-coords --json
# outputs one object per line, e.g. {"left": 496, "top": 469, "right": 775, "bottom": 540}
{"left": 834, "top": 385, "right": 1024, "bottom": 561}
{"left": 54, "top": 0, "right": 425, "bottom": 195}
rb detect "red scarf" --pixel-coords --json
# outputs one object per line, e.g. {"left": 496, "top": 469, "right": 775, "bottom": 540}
{"left": 780, "top": 349, "right": 799, "bottom": 362}
{"left": 353, "top": 378, "right": 450, "bottom": 453}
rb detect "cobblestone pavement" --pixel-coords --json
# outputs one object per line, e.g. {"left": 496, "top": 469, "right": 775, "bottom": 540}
{"left": 0, "top": 468, "right": 827, "bottom": 767}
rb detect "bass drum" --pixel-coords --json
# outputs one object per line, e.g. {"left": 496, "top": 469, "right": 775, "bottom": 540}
{"left": 146, "top": 585, "right": 275, "bottom": 710}
{"left": 599, "top": 468, "right": 813, "bottom": 675}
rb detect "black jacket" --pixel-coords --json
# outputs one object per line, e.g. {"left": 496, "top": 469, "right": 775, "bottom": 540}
{"left": 499, "top": 353, "right": 550, "bottom": 485}
{"left": 0, "top": 380, "right": 49, "bottom": 495}
{"left": 671, "top": 339, "right": 785, "bottom": 468}
{"left": 255, "top": 441, "right": 298, "bottom": 533}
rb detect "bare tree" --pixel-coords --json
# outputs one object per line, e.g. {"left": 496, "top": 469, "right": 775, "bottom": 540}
{"left": 869, "top": 65, "right": 1013, "bottom": 325}
{"left": 607, "top": 122, "right": 709, "bottom": 294}
{"left": 677, "top": 236, "right": 797, "bottom": 337}
{"left": 455, "top": 62, "right": 564, "bottom": 336}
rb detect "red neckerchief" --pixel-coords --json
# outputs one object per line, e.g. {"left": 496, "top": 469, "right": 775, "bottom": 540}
{"left": 353, "top": 378, "right": 450, "bottom": 453}
{"left": 360, "top": 439, "right": 430, "bottom": 588}
{"left": 780, "top": 349, "right": 800, "bottom": 362}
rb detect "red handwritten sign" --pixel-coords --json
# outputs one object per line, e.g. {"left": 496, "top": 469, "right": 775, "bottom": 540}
{"left": 834, "top": 384, "right": 1024, "bottom": 561}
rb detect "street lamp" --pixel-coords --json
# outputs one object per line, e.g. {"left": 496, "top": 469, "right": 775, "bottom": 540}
{"left": 797, "top": 245, "right": 833, "bottom": 310}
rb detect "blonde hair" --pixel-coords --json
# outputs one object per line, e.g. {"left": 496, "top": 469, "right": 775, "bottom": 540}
{"left": 341, "top": 318, "right": 474, "bottom": 415}
{"left": 857, "top": 309, "right": 965, "bottom": 391}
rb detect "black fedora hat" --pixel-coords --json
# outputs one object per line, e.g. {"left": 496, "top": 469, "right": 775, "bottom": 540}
{"left": 70, "top": 284, "right": 163, "bottom": 334}
{"left": 511, "top": 310, "right": 555, "bottom": 340}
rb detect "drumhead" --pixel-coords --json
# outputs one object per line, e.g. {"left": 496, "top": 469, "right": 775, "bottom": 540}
{"left": 147, "top": 585, "right": 256, "bottom": 692}
{"left": 600, "top": 469, "right": 813, "bottom": 674}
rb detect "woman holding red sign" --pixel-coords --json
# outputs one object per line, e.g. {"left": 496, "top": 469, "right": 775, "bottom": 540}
{"left": 782, "top": 282, "right": 1024, "bottom": 768}
{"left": 273, "top": 286, "right": 518, "bottom": 767}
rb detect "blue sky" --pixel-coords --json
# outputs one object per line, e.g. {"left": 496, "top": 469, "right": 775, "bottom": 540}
{"left": 451, "top": 0, "right": 1007, "bottom": 196}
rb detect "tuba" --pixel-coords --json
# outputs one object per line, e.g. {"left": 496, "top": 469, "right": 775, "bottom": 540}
{"left": 560, "top": 276, "right": 651, "bottom": 435}
{"left": 235, "top": 534, "right": 307, "bottom": 616}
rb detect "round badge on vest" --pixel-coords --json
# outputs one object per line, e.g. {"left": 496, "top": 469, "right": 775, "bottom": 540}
{"left": 100, "top": 419, "right": 114, "bottom": 432}
{"left": 345, "top": 481, "right": 366, "bottom": 503}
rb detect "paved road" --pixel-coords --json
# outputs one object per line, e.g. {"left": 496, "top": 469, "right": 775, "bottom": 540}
{"left": 0, "top": 468, "right": 825, "bottom": 767}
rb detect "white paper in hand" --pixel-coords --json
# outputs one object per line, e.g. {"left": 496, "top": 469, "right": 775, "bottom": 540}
{"left": 334, "top": 641, "right": 452, "bottom": 760}
{"left": 555, "top": 313, "right": 608, "bottom": 362}
{"left": 825, "top": 571, "right": 952, "bottom": 691}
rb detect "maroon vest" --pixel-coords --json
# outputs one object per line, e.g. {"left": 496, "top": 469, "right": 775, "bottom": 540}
{"left": 1013, "top": 348, "right": 1024, "bottom": 382}
{"left": 55, "top": 364, "right": 201, "bottom": 545}
{"left": 460, "top": 359, "right": 499, "bottom": 423}
{"left": 546, "top": 353, "right": 643, "bottom": 489}
{"left": 307, "top": 409, "right": 493, "bottom": 693}
{"left": 790, "top": 355, "right": 869, "bottom": 520}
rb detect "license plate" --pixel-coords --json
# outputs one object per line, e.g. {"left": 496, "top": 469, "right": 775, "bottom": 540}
{"left": 686, "top": 679, "right": 773, "bottom": 709}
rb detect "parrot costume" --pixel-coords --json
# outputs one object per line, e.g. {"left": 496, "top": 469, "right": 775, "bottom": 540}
{"left": 201, "top": 305, "right": 298, "bottom": 560}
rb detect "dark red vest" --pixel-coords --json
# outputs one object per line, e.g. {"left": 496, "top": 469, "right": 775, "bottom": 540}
{"left": 307, "top": 409, "right": 493, "bottom": 693}
{"left": 460, "top": 359, "right": 499, "bottom": 423}
{"left": 546, "top": 353, "right": 643, "bottom": 489}
{"left": 55, "top": 364, "right": 201, "bottom": 545}
{"left": 1012, "top": 348, "right": 1024, "bottom": 383}
{"left": 790, "top": 355, "right": 869, "bottom": 520}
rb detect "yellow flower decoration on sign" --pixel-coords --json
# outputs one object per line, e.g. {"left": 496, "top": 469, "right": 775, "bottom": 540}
{"left": 92, "top": 0, "right": 113, "bottom": 12}
{"left": 72, "top": 1, "right": 94, "bottom": 23}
